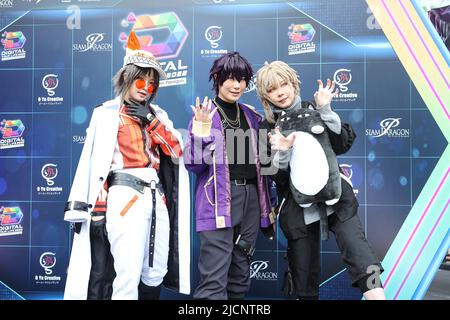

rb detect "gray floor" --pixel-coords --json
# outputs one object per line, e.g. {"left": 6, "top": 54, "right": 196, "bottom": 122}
{"left": 423, "top": 266, "right": 450, "bottom": 300}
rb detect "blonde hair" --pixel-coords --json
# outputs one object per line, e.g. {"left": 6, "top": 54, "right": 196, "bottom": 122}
{"left": 255, "top": 61, "right": 301, "bottom": 124}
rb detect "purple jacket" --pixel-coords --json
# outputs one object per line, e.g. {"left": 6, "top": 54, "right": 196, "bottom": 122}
{"left": 184, "top": 102, "right": 273, "bottom": 232}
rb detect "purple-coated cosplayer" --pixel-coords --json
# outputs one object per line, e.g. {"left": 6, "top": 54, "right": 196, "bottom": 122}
{"left": 184, "top": 52, "right": 275, "bottom": 300}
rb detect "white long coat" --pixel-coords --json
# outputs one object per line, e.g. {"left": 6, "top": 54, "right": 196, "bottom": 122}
{"left": 63, "top": 97, "right": 190, "bottom": 299}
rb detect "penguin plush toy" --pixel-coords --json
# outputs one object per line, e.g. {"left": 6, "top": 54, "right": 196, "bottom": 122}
{"left": 276, "top": 107, "right": 341, "bottom": 208}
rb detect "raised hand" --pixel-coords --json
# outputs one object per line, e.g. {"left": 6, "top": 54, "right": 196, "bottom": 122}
{"left": 314, "top": 79, "right": 339, "bottom": 108}
{"left": 191, "top": 96, "right": 217, "bottom": 123}
{"left": 268, "top": 127, "right": 296, "bottom": 151}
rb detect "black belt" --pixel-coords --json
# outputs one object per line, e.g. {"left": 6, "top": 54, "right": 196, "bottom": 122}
{"left": 108, "top": 171, "right": 162, "bottom": 268}
{"left": 64, "top": 201, "right": 88, "bottom": 213}
{"left": 231, "top": 178, "right": 257, "bottom": 186}
{"left": 148, "top": 186, "right": 157, "bottom": 268}
{"left": 108, "top": 172, "right": 162, "bottom": 194}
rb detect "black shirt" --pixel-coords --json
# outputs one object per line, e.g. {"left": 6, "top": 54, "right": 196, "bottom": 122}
{"left": 214, "top": 96, "right": 257, "bottom": 180}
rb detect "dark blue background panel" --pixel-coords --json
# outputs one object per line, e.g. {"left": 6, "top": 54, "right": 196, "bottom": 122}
{"left": 0, "top": 70, "right": 32, "bottom": 113}
{"left": 0, "top": 0, "right": 445, "bottom": 300}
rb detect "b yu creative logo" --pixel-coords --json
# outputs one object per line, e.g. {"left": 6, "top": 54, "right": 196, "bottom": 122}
{"left": 200, "top": 25, "right": 228, "bottom": 58}
{"left": 40, "top": 252, "right": 56, "bottom": 275}
{"left": 38, "top": 74, "right": 64, "bottom": 106}
{"left": 333, "top": 68, "right": 358, "bottom": 102}
{"left": 35, "top": 252, "right": 62, "bottom": 285}
{"left": 37, "top": 163, "right": 63, "bottom": 196}
{"left": 205, "top": 26, "right": 222, "bottom": 48}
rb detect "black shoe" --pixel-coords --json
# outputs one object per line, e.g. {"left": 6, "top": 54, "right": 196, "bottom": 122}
{"left": 138, "top": 281, "right": 161, "bottom": 300}
{"left": 227, "top": 292, "right": 245, "bottom": 300}
{"left": 440, "top": 261, "right": 450, "bottom": 270}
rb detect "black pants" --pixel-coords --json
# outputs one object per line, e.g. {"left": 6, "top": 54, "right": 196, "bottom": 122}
{"left": 287, "top": 213, "right": 383, "bottom": 298}
{"left": 194, "top": 184, "right": 260, "bottom": 300}
{"left": 87, "top": 217, "right": 116, "bottom": 300}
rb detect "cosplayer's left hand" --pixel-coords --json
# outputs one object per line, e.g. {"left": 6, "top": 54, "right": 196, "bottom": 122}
{"left": 314, "top": 79, "right": 339, "bottom": 108}
{"left": 261, "top": 224, "right": 275, "bottom": 240}
{"left": 269, "top": 127, "right": 296, "bottom": 151}
{"left": 261, "top": 207, "right": 278, "bottom": 240}
{"left": 126, "top": 104, "right": 155, "bottom": 126}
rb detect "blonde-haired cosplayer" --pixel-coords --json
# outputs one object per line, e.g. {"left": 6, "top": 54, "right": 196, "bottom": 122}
{"left": 256, "top": 60, "right": 300, "bottom": 124}
{"left": 256, "top": 60, "right": 386, "bottom": 300}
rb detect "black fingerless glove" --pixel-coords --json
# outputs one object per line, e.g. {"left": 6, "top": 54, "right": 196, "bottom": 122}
{"left": 126, "top": 104, "right": 155, "bottom": 126}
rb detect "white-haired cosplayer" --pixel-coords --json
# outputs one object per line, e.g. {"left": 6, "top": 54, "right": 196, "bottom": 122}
{"left": 63, "top": 31, "right": 190, "bottom": 300}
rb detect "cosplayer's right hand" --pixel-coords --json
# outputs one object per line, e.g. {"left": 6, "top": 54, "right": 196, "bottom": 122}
{"left": 191, "top": 96, "right": 217, "bottom": 123}
{"left": 126, "top": 104, "right": 155, "bottom": 126}
{"left": 269, "top": 128, "right": 296, "bottom": 151}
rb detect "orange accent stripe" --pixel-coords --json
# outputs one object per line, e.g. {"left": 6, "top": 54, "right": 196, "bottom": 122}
{"left": 119, "top": 121, "right": 148, "bottom": 167}
{"left": 133, "top": 125, "right": 147, "bottom": 165}
{"left": 127, "top": 125, "right": 139, "bottom": 163}
{"left": 155, "top": 132, "right": 177, "bottom": 158}
{"left": 120, "top": 195, "right": 139, "bottom": 216}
